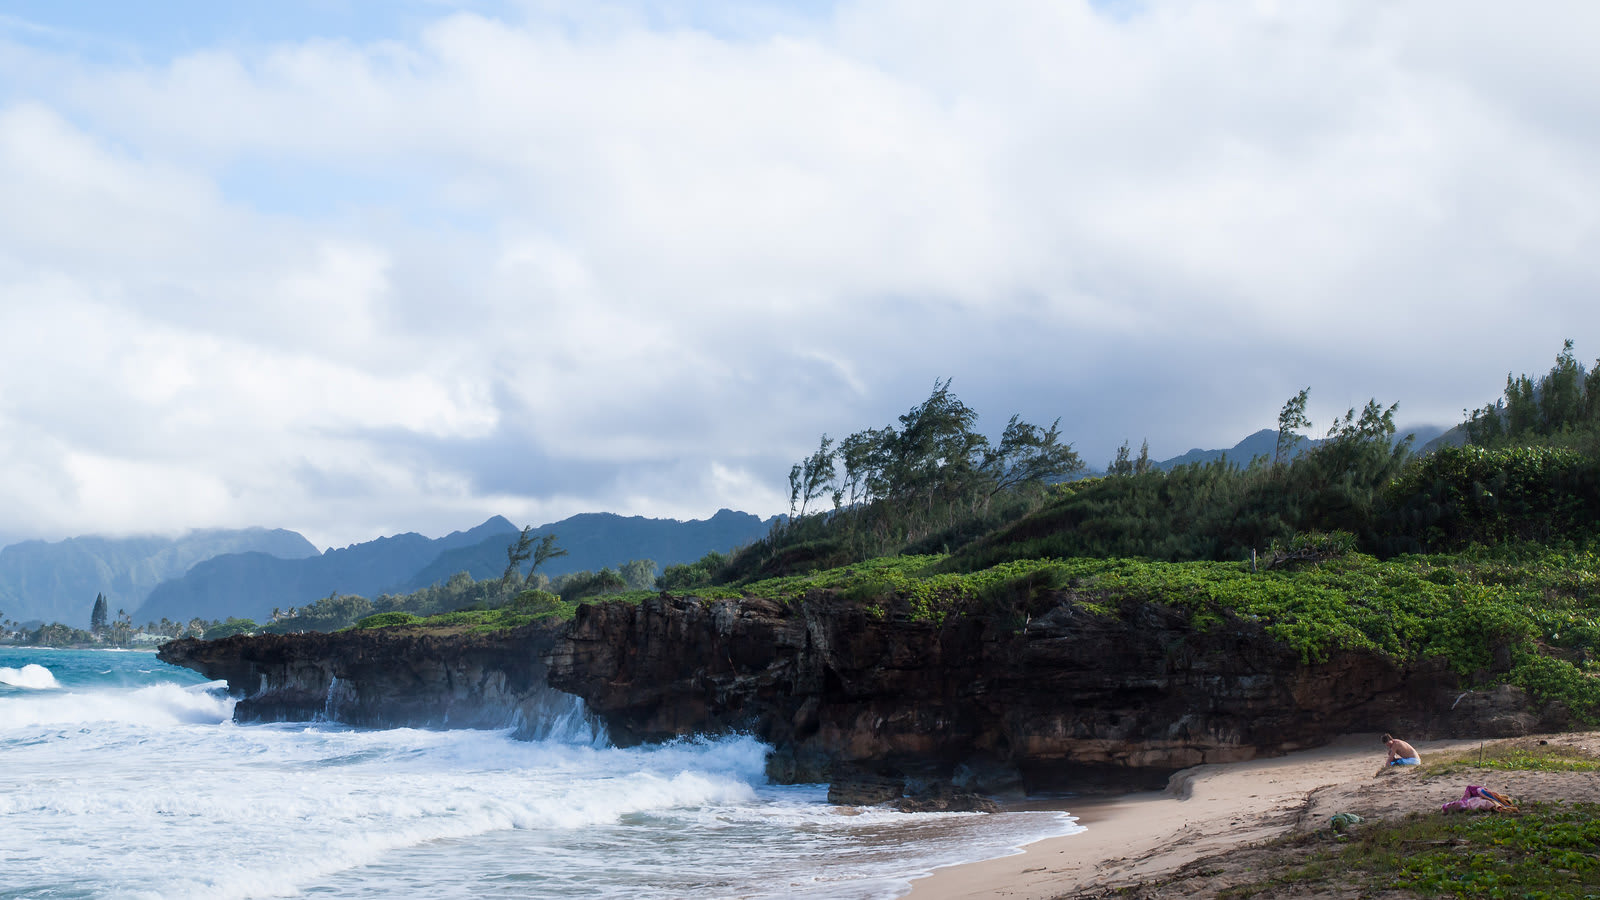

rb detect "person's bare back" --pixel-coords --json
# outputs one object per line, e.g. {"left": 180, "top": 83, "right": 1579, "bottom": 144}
{"left": 1383, "top": 733, "right": 1419, "bottom": 765}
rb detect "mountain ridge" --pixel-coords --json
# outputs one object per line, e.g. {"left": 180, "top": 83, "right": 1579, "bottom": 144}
{"left": 133, "top": 509, "right": 778, "bottom": 625}
{"left": 3, "top": 424, "right": 1453, "bottom": 629}
{"left": 0, "top": 528, "right": 319, "bottom": 627}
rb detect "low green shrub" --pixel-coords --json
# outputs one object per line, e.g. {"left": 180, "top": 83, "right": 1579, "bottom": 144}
{"left": 714, "top": 548, "right": 1600, "bottom": 720}
{"left": 353, "top": 612, "right": 420, "bottom": 629}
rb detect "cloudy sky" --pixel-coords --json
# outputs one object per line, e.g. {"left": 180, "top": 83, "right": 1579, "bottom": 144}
{"left": 0, "top": 0, "right": 1595, "bottom": 551}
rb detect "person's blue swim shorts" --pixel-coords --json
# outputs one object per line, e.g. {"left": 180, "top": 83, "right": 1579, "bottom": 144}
{"left": 1388, "top": 757, "right": 1421, "bottom": 766}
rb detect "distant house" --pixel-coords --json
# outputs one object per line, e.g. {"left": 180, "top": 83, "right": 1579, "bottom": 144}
{"left": 130, "top": 632, "right": 166, "bottom": 646}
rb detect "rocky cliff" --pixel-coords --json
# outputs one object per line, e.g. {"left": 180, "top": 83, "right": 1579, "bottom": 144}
{"left": 158, "top": 591, "right": 1562, "bottom": 802}
{"left": 545, "top": 592, "right": 1563, "bottom": 791}
{"left": 158, "top": 623, "right": 589, "bottom": 739}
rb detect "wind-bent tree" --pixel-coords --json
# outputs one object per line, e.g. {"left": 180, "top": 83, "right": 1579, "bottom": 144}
{"left": 752, "top": 379, "right": 1085, "bottom": 573}
{"left": 1276, "top": 388, "right": 1311, "bottom": 465}
{"left": 529, "top": 533, "right": 568, "bottom": 578}
{"left": 501, "top": 527, "right": 568, "bottom": 586}
{"left": 979, "top": 415, "right": 1081, "bottom": 503}
{"left": 789, "top": 435, "right": 837, "bottom": 519}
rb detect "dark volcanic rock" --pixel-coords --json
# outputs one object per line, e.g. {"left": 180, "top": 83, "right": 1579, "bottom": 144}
{"left": 824, "top": 770, "right": 999, "bottom": 813}
{"left": 158, "top": 589, "right": 1565, "bottom": 798}
{"left": 546, "top": 592, "right": 1564, "bottom": 786}
{"left": 158, "top": 624, "right": 574, "bottom": 734}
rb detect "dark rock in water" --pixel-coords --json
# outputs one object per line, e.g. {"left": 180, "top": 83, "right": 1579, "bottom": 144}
{"left": 826, "top": 773, "right": 904, "bottom": 806}
{"left": 891, "top": 787, "right": 999, "bottom": 814}
{"left": 825, "top": 768, "right": 999, "bottom": 813}
{"left": 158, "top": 624, "right": 582, "bottom": 737}
{"left": 159, "top": 588, "right": 1565, "bottom": 804}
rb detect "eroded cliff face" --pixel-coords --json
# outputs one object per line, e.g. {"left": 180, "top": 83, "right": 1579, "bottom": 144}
{"left": 157, "top": 592, "right": 1561, "bottom": 801}
{"left": 158, "top": 624, "right": 581, "bottom": 737}
{"left": 545, "top": 592, "right": 1563, "bottom": 788}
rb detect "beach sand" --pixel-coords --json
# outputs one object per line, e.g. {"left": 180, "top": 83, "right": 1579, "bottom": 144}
{"left": 903, "top": 732, "right": 1548, "bottom": 899}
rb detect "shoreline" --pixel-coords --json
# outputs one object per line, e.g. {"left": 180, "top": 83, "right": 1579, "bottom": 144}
{"left": 903, "top": 733, "right": 1487, "bottom": 899}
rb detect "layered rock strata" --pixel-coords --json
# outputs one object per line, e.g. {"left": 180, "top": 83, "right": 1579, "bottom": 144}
{"left": 159, "top": 592, "right": 1562, "bottom": 801}
{"left": 544, "top": 593, "right": 1564, "bottom": 789}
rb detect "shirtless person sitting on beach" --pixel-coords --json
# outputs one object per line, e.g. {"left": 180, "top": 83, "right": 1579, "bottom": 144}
{"left": 1383, "top": 733, "right": 1420, "bottom": 766}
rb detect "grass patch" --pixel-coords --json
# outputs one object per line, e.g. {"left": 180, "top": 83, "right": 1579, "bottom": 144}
{"left": 1210, "top": 740, "right": 1600, "bottom": 899}
{"left": 670, "top": 548, "right": 1600, "bottom": 721}
{"left": 1342, "top": 802, "right": 1598, "bottom": 897}
{"left": 1218, "top": 802, "right": 1600, "bottom": 899}
{"left": 1420, "top": 741, "right": 1600, "bottom": 779}
{"left": 350, "top": 591, "right": 585, "bottom": 634}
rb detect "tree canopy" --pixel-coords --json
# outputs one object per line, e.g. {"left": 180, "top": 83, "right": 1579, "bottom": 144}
{"left": 1466, "top": 340, "right": 1600, "bottom": 449}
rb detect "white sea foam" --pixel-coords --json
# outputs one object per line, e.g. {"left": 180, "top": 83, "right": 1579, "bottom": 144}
{"left": 0, "top": 679, "right": 233, "bottom": 729}
{"left": 0, "top": 662, "right": 59, "bottom": 689}
{"left": 0, "top": 651, "right": 1085, "bottom": 899}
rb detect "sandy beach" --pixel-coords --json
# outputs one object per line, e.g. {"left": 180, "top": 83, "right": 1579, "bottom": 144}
{"left": 903, "top": 733, "right": 1511, "bottom": 899}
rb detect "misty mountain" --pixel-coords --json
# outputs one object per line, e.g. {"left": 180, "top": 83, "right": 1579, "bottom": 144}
{"left": 134, "top": 510, "right": 776, "bottom": 625}
{"left": 400, "top": 509, "right": 777, "bottom": 592}
{"left": 12, "top": 418, "right": 1460, "bottom": 629}
{"left": 135, "top": 517, "right": 520, "bottom": 625}
{"left": 0, "top": 529, "right": 319, "bottom": 628}
{"left": 1153, "top": 428, "right": 1285, "bottom": 470}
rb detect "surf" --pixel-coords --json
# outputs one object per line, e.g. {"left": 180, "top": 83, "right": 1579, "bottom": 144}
{"left": 0, "top": 663, "right": 58, "bottom": 690}
{"left": 0, "top": 647, "right": 1081, "bottom": 899}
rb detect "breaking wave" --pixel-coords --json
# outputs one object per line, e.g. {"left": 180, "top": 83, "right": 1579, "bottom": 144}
{"left": 0, "top": 662, "right": 60, "bottom": 690}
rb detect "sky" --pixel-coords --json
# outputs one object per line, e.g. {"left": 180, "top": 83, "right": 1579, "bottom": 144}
{"left": 0, "top": 0, "right": 1596, "bottom": 551}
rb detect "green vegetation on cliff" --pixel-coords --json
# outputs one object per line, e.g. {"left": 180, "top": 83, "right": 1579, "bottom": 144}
{"left": 195, "top": 344, "right": 1600, "bottom": 723}
{"left": 702, "top": 545, "right": 1600, "bottom": 721}
{"left": 252, "top": 547, "right": 658, "bottom": 635}
{"left": 666, "top": 346, "right": 1600, "bottom": 722}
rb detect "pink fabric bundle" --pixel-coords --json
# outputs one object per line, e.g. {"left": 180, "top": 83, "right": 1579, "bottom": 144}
{"left": 1441, "top": 785, "right": 1517, "bottom": 813}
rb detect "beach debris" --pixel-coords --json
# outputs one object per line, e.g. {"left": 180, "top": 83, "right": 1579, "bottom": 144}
{"left": 1441, "top": 785, "right": 1518, "bottom": 814}
{"left": 1328, "top": 812, "right": 1364, "bottom": 832}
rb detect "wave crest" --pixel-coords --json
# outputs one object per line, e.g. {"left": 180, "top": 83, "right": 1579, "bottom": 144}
{"left": 0, "top": 680, "right": 234, "bottom": 729}
{"left": 0, "top": 663, "right": 60, "bottom": 690}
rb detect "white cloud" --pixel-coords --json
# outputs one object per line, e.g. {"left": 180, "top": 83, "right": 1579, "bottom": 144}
{"left": 0, "top": 0, "right": 1597, "bottom": 547}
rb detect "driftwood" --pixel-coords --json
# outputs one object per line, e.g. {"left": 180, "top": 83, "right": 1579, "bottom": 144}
{"left": 1264, "top": 544, "right": 1344, "bottom": 570}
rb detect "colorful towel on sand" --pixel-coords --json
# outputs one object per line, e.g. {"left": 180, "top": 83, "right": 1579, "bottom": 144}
{"left": 1441, "top": 785, "right": 1518, "bottom": 814}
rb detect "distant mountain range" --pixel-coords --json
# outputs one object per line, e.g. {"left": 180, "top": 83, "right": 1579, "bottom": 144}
{"left": 395, "top": 510, "right": 780, "bottom": 595}
{"left": 0, "top": 529, "right": 318, "bottom": 628}
{"left": 0, "top": 422, "right": 1460, "bottom": 630}
{"left": 134, "top": 516, "right": 523, "bottom": 625}
{"left": 0, "top": 510, "right": 777, "bottom": 628}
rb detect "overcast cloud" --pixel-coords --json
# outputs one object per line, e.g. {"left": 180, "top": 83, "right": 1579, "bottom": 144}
{"left": 0, "top": 0, "right": 1596, "bottom": 550}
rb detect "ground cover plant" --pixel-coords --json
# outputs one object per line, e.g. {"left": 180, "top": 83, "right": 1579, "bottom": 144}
{"left": 700, "top": 545, "right": 1600, "bottom": 721}
{"left": 347, "top": 587, "right": 654, "bottom": 634}
{"left": 213, "top": 341, "right": 1600, "bottom": 729}
{"left": 1196, "top": 739, "right": 1600, "bottom": 900}
{"left": 1213, "top": 801, "right": 1600, "bottom": 900}
{"left": 1417, "top": 740, "right": 1600, "bottom": 778}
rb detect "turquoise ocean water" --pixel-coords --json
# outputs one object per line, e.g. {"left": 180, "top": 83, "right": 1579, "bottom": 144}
{"left": 0, "top": 646, "right": 1080, "bottom": 899}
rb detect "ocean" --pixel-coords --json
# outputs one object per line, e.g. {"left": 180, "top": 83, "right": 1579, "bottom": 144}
{"left": 0, "top": 646, "right": 1082, "bottom": 899}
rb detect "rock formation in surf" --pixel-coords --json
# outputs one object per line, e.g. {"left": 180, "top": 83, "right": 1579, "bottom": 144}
{"left": 544, "top": 592, "right": 1566, "bottom": 785}
{"left": 158, "top": 623, "right": 580, "bottom": 737}
{"left": 159, "top": 591, "right": 1564, "bottom": 797}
